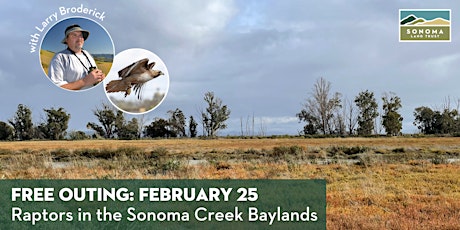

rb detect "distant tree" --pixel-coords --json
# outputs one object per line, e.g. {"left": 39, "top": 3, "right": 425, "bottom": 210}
{"left": 114, "top": 110, "right": 125, "bottom": 134}
{"left": 113, "top": 110, "right": 126, "bottom": 139}
{"left": 0, "top": 121, "right": 14, "bottom": 140}
{"left": 121, "top": 118, "right": 140, "bottom": 140}
{"left": 355, "top": 90, "right": 379, "bottom": 135}
{"left": 9, "top": 104, "right": 34, "bottom": 140}
{"left": 189, "top": 115, "right": 198, "bottom": 138}
{"left": 137, "top": 114, "right": 148, "bottom": 138}
{"left": 413, "top": 106, "right": 437, "bottom": 134}
{"left": 297, "top": 77, "right": 341, "bottom": 135}
{"left": 296, "top": 110, "right": 319, "bottom": 135}
{"left": 382, "top": 93, "right": 403, "bottom": 136}
{"left": 31, "top": 126, "right": 45, "bottom": 140}
{"left": 168, "top": 108, "right": 186, "bottom": 137}
{"left": 201, "top": 91, "right": 231, "bottom": 137}
{"left": 129, "top": 118, "right": 141, "bottom": 139}
{"left": 86, "top": 123, "right": 105, "bottom": 138}
{"left": 344, "top": 98, "right": 358, "bottom": 135}
{"left": 86, "top": 103, "right": 117, "bottom": 138}
{"left": 68, "top": 131, "right": 89, "bottom": 140}
{"left": 438, "top": 96, "right": 460, "bottom": 134}
{"left": 144, "top": 118, "right": 175, "bottom": 138}
{"left": 413, "top": 106, "right": 459, "bottom": 135}
{"left": 438, "top": 109, "right": 458, "bottom": 134}
{"left": 115, "top": 113, "right": 140, "bottom": 140}
{"left": 334, "top": 108, "right": 346, "bottom": 135}
{"left": 37, "top": 107, "right": 71, "bottom": 140}
{"left": 240, "top": 114, "right": 256, "bottom": 137}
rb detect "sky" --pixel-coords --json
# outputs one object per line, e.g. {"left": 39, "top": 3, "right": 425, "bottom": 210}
{"left": 41, "top": 17, "right": 114, "bottom": 54}
{"left": 1, "top": 0, "right": 459, "bottom": 136}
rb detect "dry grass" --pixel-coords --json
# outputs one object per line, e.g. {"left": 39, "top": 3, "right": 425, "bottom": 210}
{"left": 0, "top": 137, "right": 459, "bottom": 229}
{"left": 95, "top": 60, "right": 112, "bottom": 76}
{"left": 1, "top": 137, "right": 459, "bottom": 153}
{"left": 39, "top": 49, "right": 54, "bottom": 75}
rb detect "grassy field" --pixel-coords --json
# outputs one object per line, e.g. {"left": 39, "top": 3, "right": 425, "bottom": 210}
{"left": 0, "top": 137, "right": 459, "bottom": 229}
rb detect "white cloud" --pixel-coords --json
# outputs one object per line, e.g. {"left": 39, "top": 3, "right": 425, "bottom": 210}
{"left": 258, "top": 116, "right": 298, "bottom": 125}
{"left": 226, "top": 115, "right": 301, "bottom": 135}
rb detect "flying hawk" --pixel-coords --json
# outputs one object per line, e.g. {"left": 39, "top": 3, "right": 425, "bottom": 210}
{"left": 105, "top": 58, "right": 164, "bottom": 99}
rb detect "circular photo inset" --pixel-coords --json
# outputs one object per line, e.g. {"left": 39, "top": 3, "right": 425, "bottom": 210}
{"left": 104, "top": 48, "right": 169, "bottom": 114}
{"left": 40, "top": 17, "right": 114, "bottom": 91}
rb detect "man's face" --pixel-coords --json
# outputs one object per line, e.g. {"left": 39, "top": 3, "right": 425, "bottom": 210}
{"left": 66, "top": 31, "right": 84, "bottom": 52}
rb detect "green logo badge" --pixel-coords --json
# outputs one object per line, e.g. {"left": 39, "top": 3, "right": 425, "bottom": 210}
{"left": 400, "top": 9, "right": 451, "bottom": 42}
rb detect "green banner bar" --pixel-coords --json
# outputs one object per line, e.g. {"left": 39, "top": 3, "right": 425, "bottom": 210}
{"left": 400, "top": 26, "right": 450, "bottom": 41}
{"left": 0, "top": 180, "right": 326, "bottom": 229}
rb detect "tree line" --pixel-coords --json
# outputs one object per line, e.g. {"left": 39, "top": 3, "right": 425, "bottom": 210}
{"left": 1, "top": 78, "right": 459, "bottom": 141}
{"left": 0, "top": 91, "right": 230, "bottom": 141}
{"left": 296, "top": 77, "right": 460, "bottom": 136}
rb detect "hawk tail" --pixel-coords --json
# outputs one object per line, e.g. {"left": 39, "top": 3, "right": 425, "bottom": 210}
{"left": 106, "top": 80, "right": 128, "bottom": 93}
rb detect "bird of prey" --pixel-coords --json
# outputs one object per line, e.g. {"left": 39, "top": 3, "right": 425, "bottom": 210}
{"left": 105, "top": 58, "right": 164, "bottom": 99}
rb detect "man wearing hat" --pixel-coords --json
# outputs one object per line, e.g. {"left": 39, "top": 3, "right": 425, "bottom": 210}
{"left": 48, "top": 24, "right": 105, "bottom": 90}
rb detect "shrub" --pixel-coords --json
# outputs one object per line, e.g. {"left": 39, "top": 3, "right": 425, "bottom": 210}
{"left": 431, "top": 155, "right": 448, "bottom": 165}
{"left": 355, "top": 153, "right": 381, "bottom": 167}
{"left": 215, "top": 161, "right": 231, "bottom": 170}
{"left": 328, "top": 146, "right": 371, "bottom": 155}
{"left": 272, "top": 145, "right": 304, "bottom": 157}
{"left": 0, "top": 121, "right": 14, "bottom": 141}
{"left": 160, "top": 158, "right": 182, "bottom": 173}
{"left": 150, "top": 147, "right": 168, "bottom": 157}
{"left": 50, "top": 148, "right": 72, "bottom": 161}
{"left": 68, "top": 131, "right": 89, "bottom": 140}
{"left": 392, "top": 147, "right": 405, "bottom": 153}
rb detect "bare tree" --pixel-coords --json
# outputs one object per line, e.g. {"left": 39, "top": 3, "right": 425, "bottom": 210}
{"left": 258, "top": 117, "right": 267, "bottom": 137}
{"left": 344, "top": 97, "right": 358, "bottom": 135}
{"left": 333, "top": 100, "right": 346, "bottom": 135}
{"left": 245, "top": 115, "right": 251, "bottom": 136}
{"left": 297, "top": 77, "right": 341, "bottom": 135}
{"left": 137, "top": 114, "right": 148, "bottom": 138}
{"left": 240, "top": 117, "right": 244, "bottom": 137}
{"left": 456, "top": 97, "right": 460, "bottom": 113}
{"left": 241, "top": 113, "right": 255, "bottom": 137}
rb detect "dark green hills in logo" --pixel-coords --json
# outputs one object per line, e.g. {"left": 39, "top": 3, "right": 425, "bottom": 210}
{"left": 400, "top": 15, "right": 421, "bottom": 25}
{"left": 399, "top": 10, "right": 451, "bottom": 42}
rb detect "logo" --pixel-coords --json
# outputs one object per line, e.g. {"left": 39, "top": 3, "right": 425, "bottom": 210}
{"left": 399, "top": 9, "right": 451, "bottom": 42}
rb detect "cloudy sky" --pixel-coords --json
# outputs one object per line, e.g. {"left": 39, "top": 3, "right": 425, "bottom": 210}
{"left": 1, "top": 0, "right": 459, "bottom": 136}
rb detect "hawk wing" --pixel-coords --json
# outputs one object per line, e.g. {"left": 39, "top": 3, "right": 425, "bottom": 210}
{"left": 117, "top": 58, "right": 150, "bottom": 79}
{"left": 147, "top": 62, "right": 156, "bottom": 70}
{"left": 132, "top": 83, "right": 145, "bottom": 100}
{"left": 132, "top": 70, "right": 164, "bottom": 99}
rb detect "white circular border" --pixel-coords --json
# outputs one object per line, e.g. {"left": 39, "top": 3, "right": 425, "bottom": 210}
{"left": 103, "top": 48, "right": 170, "bottom": 115}
{"left": 39, "top": 16, "right": 115, "bottom": 92}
